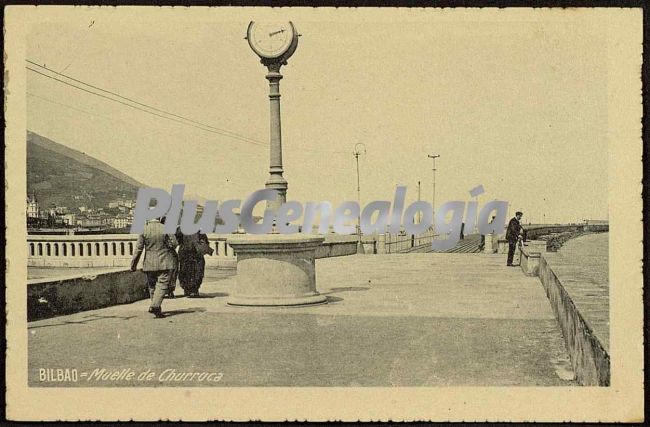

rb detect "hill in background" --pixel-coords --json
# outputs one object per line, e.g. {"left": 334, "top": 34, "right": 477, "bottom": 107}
{"left": 27, "top": 131, "right": 143, "bottom": 210}
{"left": 26, "top": 131, "right": 237, "bottom": 225}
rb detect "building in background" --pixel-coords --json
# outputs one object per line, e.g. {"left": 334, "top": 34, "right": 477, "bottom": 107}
{"left": 26, "top": 195, "right": 40, "bottom": 219}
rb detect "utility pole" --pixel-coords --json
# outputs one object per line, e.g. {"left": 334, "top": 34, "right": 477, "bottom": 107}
{"left": 475, "top": 194, "right": 479, "bottom": 233}
{"left": 427, "top": 154, "right": 440, "bottom": 230}
{"left": 353, "top": 143, "right": 366, "bottom": 254}
{"left": 417, "top": 180, "right": 421, "bottom": 224}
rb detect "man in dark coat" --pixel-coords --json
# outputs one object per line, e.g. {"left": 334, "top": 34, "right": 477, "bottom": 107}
{"left": 505, "top": 211, "right": 523, "bottom": 266}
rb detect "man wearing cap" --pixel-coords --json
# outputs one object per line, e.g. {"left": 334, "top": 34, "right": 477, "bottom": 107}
{"left": 505, "top": 211, "right": 524, "bottom": 266}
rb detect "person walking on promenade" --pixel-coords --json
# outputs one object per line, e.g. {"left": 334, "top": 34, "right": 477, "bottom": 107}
{"left": 506, "top": 211, "right": 524, "bottom": 266}
{"left": 178, "top": 231, "right": 213, "bottom": 298}
{"left": 130, "top": 217, "right": 179, "bottom": 318}
{"left": 160, "top": 217, "right": 179, "bottom": 299}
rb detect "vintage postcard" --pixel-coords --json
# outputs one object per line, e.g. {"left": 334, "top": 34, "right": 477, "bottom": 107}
{"left": 4, "top": 6, "right": 644, "bottom": 422}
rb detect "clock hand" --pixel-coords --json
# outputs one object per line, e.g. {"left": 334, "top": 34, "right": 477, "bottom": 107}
{"left": 269, "top": 29, "right": 286, "bottom": 37}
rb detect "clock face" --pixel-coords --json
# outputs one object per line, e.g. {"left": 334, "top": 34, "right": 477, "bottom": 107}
{"left": 247, "top": 22, "right": 296, "bottom": 59}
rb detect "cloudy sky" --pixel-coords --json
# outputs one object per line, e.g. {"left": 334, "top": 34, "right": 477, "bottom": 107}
{"left": 25, "top": 8, "right": 611, "bottom": 223}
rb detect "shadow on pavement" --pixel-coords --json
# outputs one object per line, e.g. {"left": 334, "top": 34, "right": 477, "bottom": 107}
{"left": 163, "top": 307, "right": 207, "bottom": 317}
{"left": 322, "top": 286, "right": 370, "bottom": 295}
{"left": 196, "top": 292, "right": 229, "bottom": 298}
{"left": 29, "top": 314, "right": 139, "bottom": 329}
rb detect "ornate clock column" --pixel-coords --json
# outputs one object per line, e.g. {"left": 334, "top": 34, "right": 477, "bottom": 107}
{"left": 264, "top": 60, "right": 288, "bottom": 211}
{"left": 228, "top": 21, "right": 327, "bottom": 307}
{"left": 244, "top": 21, "right": 299, "bottom": 211}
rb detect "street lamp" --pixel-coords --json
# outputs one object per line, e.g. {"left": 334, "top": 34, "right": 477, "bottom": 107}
{"left": 353, "top": 143, "right": 366, "bottom": 254}
{"left": 427, "top": 154, "right": 440, "bottom": 230}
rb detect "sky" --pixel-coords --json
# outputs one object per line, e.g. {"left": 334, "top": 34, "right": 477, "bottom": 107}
{"left": 25, "top": 8, "right": 610, "bottom": 224}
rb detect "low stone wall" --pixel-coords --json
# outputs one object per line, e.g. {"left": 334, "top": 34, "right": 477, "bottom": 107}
{"left": 523, "top": 225, "right": 581, "bottom": 240}
{"left": 537, "top": 255, "right": 610, "bottom": 386}
{"left": 519, "top": 244, "right": 541, "bottom": 276}
{"left": 585, "top": 224, "right": 609, "bottom": 232}
{"left": 28, "top": 269, "right": 149, "bottom": 321}
{"left": 315, "top": 239, "right": 359, "bottom": 258}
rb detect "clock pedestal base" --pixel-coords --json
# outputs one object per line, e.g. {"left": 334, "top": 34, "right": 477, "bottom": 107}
{"left": 226, "top": 234, "right": 327, "bottom": 307}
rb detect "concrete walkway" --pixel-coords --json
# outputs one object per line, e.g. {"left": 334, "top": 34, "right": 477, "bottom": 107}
{"left": 28, "top": 253, "right": 575, "bottom": 387}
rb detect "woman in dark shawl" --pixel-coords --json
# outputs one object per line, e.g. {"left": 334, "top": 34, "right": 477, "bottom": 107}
{"left": 177, "top": 232, "right": 211, "bottom": 297}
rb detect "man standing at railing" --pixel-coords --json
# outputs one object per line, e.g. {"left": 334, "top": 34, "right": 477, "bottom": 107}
{"left": 505, "top": 211, "right": 524, "bottom": 266}
{"left": 130, "top": 216, "right": 179, "bottom": 318}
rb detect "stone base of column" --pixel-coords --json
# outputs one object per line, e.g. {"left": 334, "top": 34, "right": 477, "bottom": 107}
{"left": 226, "top": 234, "right": 327, "bottom": 307}
{"left": 227, "top": 293, "right": 327, "bottom": 307}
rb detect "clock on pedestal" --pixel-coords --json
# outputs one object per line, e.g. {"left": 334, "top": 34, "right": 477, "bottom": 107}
{"left": 246, "top": 21, "right": 299, "bottom": 65}
{"left": 227, "top": 22, "right": 328, "bottom": 308}
{"left": 245, "top": 21, "right": 300, "bottom": 211}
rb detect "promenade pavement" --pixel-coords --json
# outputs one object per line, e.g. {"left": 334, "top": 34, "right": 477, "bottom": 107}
{"left": 28, "top": 253, "right": 576, "bottom": 387}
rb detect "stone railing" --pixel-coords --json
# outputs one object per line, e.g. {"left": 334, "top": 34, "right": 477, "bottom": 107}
{"left": 27, "top": 234, "right": 237, "bottom": 268}
{"left": 27, "top": 233, "right": 367, "bottom": 270}
{"left": 376, "top": 229, "right": 436, "bottom": 254}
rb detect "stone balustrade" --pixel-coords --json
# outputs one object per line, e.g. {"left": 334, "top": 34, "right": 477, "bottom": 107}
{"left": 27, "top": 234, "right": 236, "bottom": 268}
{"left": 27, "top": 232, "right": 364, "bottom": 270}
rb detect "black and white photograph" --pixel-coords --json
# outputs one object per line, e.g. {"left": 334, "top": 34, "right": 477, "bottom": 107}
{"left": 4, "top": 6, "right": 644, "bottom": 422}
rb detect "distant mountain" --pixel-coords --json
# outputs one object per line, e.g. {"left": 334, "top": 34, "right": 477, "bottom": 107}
{"left": 27, "top": 131, "right": 213, "bottom": 216}
{"left": 27, "top": 131, "right": 146, "bottom": 210}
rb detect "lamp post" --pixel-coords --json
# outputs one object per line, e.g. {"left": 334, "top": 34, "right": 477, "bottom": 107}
{"left": 427, "top": 154, "right": 440, "bottom": 230}
{"left": 353, "top": 143, "right": 366, "bottom": 254}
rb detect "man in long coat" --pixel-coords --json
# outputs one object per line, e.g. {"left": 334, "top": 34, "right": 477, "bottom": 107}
{"left": 505, "top": 211, "right": 524, "bottom": 266}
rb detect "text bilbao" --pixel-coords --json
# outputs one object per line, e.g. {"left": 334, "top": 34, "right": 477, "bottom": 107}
{"left": 130, "top": 184, "right": 508, "bottom": 251}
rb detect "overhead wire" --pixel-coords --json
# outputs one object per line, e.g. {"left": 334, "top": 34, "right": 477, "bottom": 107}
{"left": 26, "top": 59, "right": 351, "bottom": 155}
{"left": 26, "top": 65, "right": 267, "bottom": 147}
{"left": 27, "top": 59, "right": 266, "bottom": 145}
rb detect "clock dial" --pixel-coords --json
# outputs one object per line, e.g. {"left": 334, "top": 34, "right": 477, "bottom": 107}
{"left": 248, "top": 22, "right": 296, "bottom": 59}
